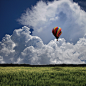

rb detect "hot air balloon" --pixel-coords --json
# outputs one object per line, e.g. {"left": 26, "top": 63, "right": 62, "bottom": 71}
{"left": 52, "top": 27, "right": 62, "bottom": 41}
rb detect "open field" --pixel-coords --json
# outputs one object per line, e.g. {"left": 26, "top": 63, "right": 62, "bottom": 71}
{"left": 0, "top": 66, "right": 86, "bottom": 86}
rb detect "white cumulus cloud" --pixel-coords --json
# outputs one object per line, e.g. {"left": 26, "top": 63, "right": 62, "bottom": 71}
{"left": 0, "top": 26, "right": 86, "bottom": 64}
{"left": 18, "top": 0, "right": 86, "bottom": 44}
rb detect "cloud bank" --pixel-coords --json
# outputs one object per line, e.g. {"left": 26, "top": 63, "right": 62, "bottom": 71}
{"left": 0, "top": 0, "right": 86, "bottom": 64}
{"left": 18, "top": 0, "right": 86, "bottom": 44}
{"left": 0, "top": 26, "right": 86, "bottom": 64}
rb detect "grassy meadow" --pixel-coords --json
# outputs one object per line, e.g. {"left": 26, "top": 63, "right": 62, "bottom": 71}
{"left": 0, "top": 66, "right": 86, "bottom": 86}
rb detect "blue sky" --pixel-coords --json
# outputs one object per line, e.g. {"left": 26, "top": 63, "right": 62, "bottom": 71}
{"left": 0, "top": 0, "right": 54, "bottom": 41}
{"left": 0, "top": 0, "right": 86, "bottom": 64}
{"left": 0, "top": 0, "right": 41, "bottom": 41}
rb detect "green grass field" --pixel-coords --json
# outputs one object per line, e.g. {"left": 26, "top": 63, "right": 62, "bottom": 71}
{"left": 0, "top": 66, "right": 86, "bottom": 86}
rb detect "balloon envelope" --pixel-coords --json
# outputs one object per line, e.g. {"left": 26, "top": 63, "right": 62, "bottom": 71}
{"left": 52, "top": 27, "right": 62, "bottom": 39}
